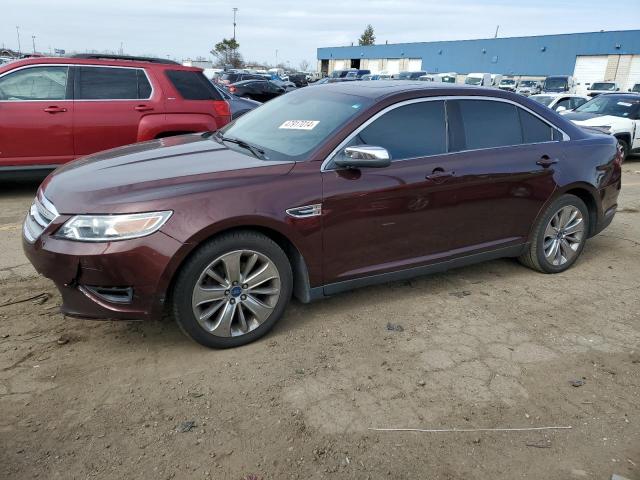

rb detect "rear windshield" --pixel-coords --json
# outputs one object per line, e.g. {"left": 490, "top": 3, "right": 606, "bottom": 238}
{"left": 165, "top": 70, "right": 223, "bottom": 100}
{"left": 531, "top": 95, "right": 555, "bottom": 106}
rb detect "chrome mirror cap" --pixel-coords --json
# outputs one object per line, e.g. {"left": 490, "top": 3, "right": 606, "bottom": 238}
{"left": 335, "top": 145, "right": 391, "bottom": 168}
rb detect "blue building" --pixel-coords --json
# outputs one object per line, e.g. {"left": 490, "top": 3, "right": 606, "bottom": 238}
{"left": 317, "top": 30, "right": 640, "bottom": 90}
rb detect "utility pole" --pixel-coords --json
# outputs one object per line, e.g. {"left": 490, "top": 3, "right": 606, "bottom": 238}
{"left": 32, "top": 35, "right": 36, "bottom": 54}
{"left": 494, "top": 25, "right": 500, "bottom": 38}
{"left": 16, "top": 26, "right": 21, "bottom": 54}
{"left": 275, "top": 49, "right": 278, "bottom": 67}
{"left": 232, "top": 7, "right": 238, "bottom": 41}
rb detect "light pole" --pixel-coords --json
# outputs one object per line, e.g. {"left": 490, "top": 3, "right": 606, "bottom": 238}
{"left": 16, "top": 26, "right": 21, "bottom": 55}
{"left": 275, "top": 49, "right": 278, "bottom": 67}
{"left": 232, "top": 8, "right": 238, "bottom": 41}
{"left": 32, "top": 35, "right": 36, "bottom": 54}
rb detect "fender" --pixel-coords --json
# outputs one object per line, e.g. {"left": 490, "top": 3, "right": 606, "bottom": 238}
{"left": 155, "top": 213, "right": 321, "bottom": 309}
{"left": 137, "top": 113, "right": 220, "bottom": 141}
{"left": 525, "top": 181, "right": 601, "bottom": 243}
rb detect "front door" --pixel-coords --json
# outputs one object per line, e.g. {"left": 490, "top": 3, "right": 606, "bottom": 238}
{"left": 321, "top": 100, "right": 450, "bottom": 284}
{"left": 72, "top": 66, "right": 154, "bottom": 156}
{"left": 0, "top": 65, "right": 74, "bottom": 168}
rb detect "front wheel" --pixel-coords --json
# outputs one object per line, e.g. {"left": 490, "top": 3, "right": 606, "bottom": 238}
{"left": 616, "top": 138, "right": 629, "bottom": 162}
{"left": 172, "top": 231, "right": 293, "bottom": 348}
{"left": 519, "top": 194, "right": 589, "bottom": 273}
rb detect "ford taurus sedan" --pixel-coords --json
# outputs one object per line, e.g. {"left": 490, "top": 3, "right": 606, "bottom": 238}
{"left": 23, "top": 82, "right": 622, "bottom": 348}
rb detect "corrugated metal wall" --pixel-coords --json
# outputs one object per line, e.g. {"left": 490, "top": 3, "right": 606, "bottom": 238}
{"left": 317, "top": 30, "right": 640, "bottom": 76}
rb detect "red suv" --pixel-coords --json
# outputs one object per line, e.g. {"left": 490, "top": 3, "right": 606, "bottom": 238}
{"left": 0, "top": 54, "right": 231, "bottom": 175}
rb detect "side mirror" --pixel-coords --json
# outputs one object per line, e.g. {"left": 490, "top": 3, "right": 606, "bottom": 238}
{"left": 616, "top": 87, "right": 620, "bottom": 91}
{"left": 334, "top": 145, "right": 391, "bottom": 169}
{"left": 555, "top": 106, "right": 567, "bottom": 112}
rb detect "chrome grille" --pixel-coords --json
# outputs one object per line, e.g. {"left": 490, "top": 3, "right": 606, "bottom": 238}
{"left": 23, "top": 195, "right": 58, "bottom": 243}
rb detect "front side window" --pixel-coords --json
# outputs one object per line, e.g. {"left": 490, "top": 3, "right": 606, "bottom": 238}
{"left": 447, "top": 99, "right": 522, "bottom": 151}
{"left": 570, "top": 97, "right": 587, "bottom": 109}
{"left": 0, "top": 66, "right": 68, "bottom": 101}
{"left": 554, "top": 98, "right": 572, "bottom": 111}
{"left": 347, "top": 101, "right": 446, "bottom": 160}
{"left": 76, "top": 67, "right": 148, "bottom": 100}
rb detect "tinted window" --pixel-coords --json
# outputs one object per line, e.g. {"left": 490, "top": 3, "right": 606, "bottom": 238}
{"left": 137, "top": 70, "right": 152, "bottom": 98}
{"left": 354, "top": 101, "right": 446, "bottom": 160}
{"left": 166, "top": 70, "right": 223, "bottom": 100}
{"left": 518, "top": 108, "right": 553, "bottom": 143}
{"left": 0, "top": 66, "right": 68, "bottom": 101}
{"left": 448, "top": 100, "right": 522, "bottom": 151}
{"left": 77, "top": 67, "right": 140, "bottom": 99}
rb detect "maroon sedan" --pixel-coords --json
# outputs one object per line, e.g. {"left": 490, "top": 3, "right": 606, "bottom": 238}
{"left": 23, "top": 82, "right": 622, "bottom": 348}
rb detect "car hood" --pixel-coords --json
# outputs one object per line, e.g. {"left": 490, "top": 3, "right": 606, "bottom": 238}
{"left": 41, "top": 134, "right": 295, "bottom": 214}
{"left": 562, "top": 112, "right": 632, "bottom": 127}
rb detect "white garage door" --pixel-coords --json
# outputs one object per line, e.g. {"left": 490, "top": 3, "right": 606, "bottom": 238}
{"left": 386, "top": 59, "right": 400, "bottom": 75}
{"left": 573, "top": 55, "right": 608, "bottom": 95}
{"left": 408, "top": 58, "right": 423, "bottom": 71}
{"left": 627, "top": 55, "right": 640, "bottom": 91}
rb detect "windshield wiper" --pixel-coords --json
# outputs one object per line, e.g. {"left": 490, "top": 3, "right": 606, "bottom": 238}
{"left": 214, "top": 132, "right": 267, "bottom": 160}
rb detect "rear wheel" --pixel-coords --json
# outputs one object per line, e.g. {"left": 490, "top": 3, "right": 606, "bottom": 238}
{"left": 519, "top": 194, "right": 589, "bottom": 273}
{"left": 172, "top": 231, "right": 292, "bottom": 348}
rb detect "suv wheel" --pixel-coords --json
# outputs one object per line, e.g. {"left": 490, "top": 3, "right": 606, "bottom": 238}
{"left": 519, "top": 194, "right": 589, "bottom": 273}
{"left": 173, "top": 231, "right": 292, "bottom": 348}
{"left": 616, "top": 138, "right": 629, "bottom": 162}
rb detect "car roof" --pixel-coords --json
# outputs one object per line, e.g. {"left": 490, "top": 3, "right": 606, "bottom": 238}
{"left": 0, "top": 56, "right": 202, "bottom": 72}
{"left": 316, "top": 80, "right": 508, "bottom": 100}
{"left": 232, "top": 79, "right": 268, "bottom": 85}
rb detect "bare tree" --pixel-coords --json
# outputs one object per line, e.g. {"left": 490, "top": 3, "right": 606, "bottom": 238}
{"left": 299, "top": 59, "right": 310, "bottom": 72}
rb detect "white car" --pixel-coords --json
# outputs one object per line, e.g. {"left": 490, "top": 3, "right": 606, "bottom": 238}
{"left": 561, "top": 94, "right": 640, "bottom": 160}
{"left": 516, "top": 80, "right": 542, "bottom": 96}
{"left": 587, "top": 81, "right": 620, "bottom": 97}
{"left": 530, "top": 93, "right": 589, "bottom": 112}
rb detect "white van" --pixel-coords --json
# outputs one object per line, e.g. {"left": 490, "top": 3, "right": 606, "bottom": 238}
{"left": 464, "top": 73, "right": 492, "bottom": 87}
{"left": 542, "top": 75, "right": 577, "bottom": 94}
{"left": 490, "top": 74, "right": 503, "bottom": 86}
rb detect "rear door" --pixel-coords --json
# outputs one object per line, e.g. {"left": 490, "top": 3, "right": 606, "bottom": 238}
{"left": 439, "top": 98, "right": 561, "bottom": 250}
{"left": 0, "top": 64, "right": 74, "bottom": 168}
{"left": 72, "top": 65, "right": 154, "bottom": 156}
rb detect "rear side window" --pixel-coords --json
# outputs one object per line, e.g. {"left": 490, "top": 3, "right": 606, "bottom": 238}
{"left": 76, "top": 67, "right": 149, "bottom": 100}
{"left": 0, "top": 66, "right": 68, "bottom": 101}
{"left": 355, "top": 101, "right": 446, "bottom": 160}
{"left": 166, "top": 70, "right": 222, "bottom": 100}
{"left": 518, "top": 109, "right": 553, "bottom": 143}
{"left": 447, "top": 100, "right": 522, "bottom": 151}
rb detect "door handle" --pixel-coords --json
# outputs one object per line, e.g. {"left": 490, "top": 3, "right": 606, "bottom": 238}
{"left": 426, "top": 168, "right": 455, "bottom": 183}
{"left": 537, "top": 155, "right": 558, "bottom": 168}
{"left": 43, "top": 106, "right": 67, "bottom": 113}
{"left": 134, "top": 105, "right": 154, "bottom": 112}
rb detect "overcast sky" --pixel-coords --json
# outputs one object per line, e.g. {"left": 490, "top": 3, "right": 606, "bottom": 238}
{"left": 3, "top": 0, "right": 640, "bottom": 68}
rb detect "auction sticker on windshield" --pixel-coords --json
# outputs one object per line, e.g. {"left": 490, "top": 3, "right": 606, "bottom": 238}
{"left": 279, "top": 120, "right": 320, "bottom": 130}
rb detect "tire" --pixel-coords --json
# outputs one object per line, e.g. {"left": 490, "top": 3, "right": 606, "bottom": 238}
{"left": 172, "top": 231, "right": 293, "bottom": 348}
{"left": 616, "top": 138, "right": 629, "bottom": 162}
{"left": 518, "top": 194, "right": 590, "bottom": 274}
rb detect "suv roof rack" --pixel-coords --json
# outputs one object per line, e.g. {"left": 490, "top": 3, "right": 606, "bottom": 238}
{"left": 70, "top": 54, "right": 180, "bottom": 65}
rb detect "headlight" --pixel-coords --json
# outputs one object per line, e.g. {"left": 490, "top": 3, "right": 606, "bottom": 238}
{"left": 56, "top": 211, "right": 172, "bottom": 242}
{"left": 591, "top": 125, "right": 612, "bottom": 133}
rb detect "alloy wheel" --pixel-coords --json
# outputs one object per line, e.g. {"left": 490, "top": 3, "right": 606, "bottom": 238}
{"left": 543, "top": 205, "right": 585, "bottom": 266}
{"left": 191, "top": 250, "right": 281, "bottom": 337}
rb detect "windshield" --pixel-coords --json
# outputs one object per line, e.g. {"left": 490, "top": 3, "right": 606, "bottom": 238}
{"left": 465, "top": 77, "right": 482, "bottom": 85}
{"left": 397, "top": 72, "right": 412, "bottom": 80}
{"left": 500, "top": 79, "right": 516, "bottom": 85}
{"left": 574, "top": 95, "right": 640, "bottom": 118}
{"left": 591, "top": 82, "right": 616, "bottom": 91}
{"left": 543, "top": 77, "right": 568, "bottom": 92}
{"left": 441, "top": 76, "right": 456, "bottom": 83}
{"left": 519, "top": 81, "right": 536, "bottom": 87}
{"left": 218, "top": 89, "right": 373, "bottom": 161}
{"left": 531, "top": 95, "right": 555, "bottom": 106}
{"left": 633, "top": 84, "right": 640, "bottom": 93}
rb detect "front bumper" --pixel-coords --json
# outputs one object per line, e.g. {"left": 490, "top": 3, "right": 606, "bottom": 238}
{"left": 23, "top": 226, "right": 184, "bottom": 321}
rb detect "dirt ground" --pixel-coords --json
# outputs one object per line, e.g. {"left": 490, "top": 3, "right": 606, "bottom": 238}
{"left": 1, "top": 161, "right": 639, "bottom": 480}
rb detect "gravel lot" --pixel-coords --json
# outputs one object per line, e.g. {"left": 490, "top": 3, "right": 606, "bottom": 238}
{"left": 1, "top": 160, "right": 639, "bottom": 480}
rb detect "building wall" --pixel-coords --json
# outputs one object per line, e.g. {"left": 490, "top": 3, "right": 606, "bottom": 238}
{"left": 317, "top": 30, "right": 640, "bottom": 76}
